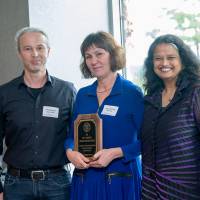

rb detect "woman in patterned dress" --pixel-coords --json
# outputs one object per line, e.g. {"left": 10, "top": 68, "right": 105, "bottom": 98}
{"left": 141, "top": 34, "right": 200, "bottom": 199}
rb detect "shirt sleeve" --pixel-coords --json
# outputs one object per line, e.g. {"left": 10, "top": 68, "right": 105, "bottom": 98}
{"left": 0, "top": 167, "right": 3, "bottom": 193}
{"left": 64, "top": 88, "right": 78, "bottom": 151}
{"left": 64, "top": 114, "right": 75, "bottom": 151}
{"left": 0, "top": 92, "right": 4, "bottom": 192}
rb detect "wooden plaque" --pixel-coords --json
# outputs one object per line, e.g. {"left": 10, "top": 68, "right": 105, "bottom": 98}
{"left": 74, "top": 113, "right": 102, "bottom": 159}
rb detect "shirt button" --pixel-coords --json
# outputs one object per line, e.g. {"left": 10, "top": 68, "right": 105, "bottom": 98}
{"left": 35, "top": 135, "right": 38, "bottom": 139}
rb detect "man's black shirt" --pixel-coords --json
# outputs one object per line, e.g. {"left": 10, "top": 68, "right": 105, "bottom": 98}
{"left": 0, "top": 73, "right": 76, "bottom": 169}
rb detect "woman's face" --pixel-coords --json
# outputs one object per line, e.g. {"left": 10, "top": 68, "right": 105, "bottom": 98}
{"left": 153, "top": 43, "right": 182, "bottom": 84}
{"left": 84, "top": 45, "right": 112, "bottom": 79}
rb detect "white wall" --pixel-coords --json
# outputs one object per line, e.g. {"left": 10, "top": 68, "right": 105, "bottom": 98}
{"left": 0, "top": 0, "right": 29, "bottom": 85}
{"left": 28, "top": 0, "right": 109, "bottom": 89}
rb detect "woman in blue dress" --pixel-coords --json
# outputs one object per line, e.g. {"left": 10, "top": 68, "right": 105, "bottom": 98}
{"left": 65, "top": 31, "right": 144, "bottom": 200}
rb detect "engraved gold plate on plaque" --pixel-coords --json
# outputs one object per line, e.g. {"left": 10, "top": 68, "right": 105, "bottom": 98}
{"left": 74, "top": 113, "right": 102, "bottom": 159}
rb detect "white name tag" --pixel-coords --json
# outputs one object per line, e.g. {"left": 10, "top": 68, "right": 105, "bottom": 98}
{"left": 42, "top": 106, "right": 59, "bottom": 118}
{"left": 101, "top": 105, "right": 119, "bottom": 116}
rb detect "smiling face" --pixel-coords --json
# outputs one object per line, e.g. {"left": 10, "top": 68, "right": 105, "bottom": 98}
{"left": 153, "top": 43, "right": 182, "bottom": 84}
{"left": 18, "top": 32, "right": 50, "bottom": 74}
{"left": 84, "top": 45, "right": 112, "bottom": 79}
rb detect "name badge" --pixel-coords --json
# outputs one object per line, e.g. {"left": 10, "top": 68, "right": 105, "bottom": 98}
{"left": 42, "top": 106, "right": 59, "bottom": 118}
{"left": 101, "top": 105, "right": 119, "bottom": 116}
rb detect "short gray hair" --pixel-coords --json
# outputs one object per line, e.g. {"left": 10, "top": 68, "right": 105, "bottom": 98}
{"left": 15, "top": 27, "right": 50, "bottom": 52}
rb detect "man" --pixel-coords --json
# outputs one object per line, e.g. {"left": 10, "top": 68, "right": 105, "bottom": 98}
{"left": 0, "top": 27, "right": 76, "bottom": 199}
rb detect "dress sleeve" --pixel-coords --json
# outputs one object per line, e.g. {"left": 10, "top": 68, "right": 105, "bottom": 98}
{"left": 121, "top": 140, "right": 141, "bottom": 162}
{"left": 193, "top": 87, "right": 200, "bottom": 131}
{"left": 121, "top": 88, "right": 144, "bottom": 162}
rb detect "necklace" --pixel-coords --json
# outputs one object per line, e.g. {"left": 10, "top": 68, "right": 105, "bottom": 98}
{"left": 168, "top": 97, "right": 173, "bottom": 102}
{"left": 96, "top": 87, "right": 112, "bottom": 93}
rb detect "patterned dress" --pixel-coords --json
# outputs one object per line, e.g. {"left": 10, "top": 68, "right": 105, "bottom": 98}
{"left": 141, "top": 79, "right": 200, "bottom": 200}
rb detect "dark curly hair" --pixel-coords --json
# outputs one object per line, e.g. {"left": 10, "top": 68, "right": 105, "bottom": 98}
{"left": 80, "top": 31, "right": 126, "bottom": 78}
{"left": 143, "top": 34, "right": 200, "bottom": 94}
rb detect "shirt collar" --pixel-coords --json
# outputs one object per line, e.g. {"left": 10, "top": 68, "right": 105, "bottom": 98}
{"left": 144, "top": 76, "right": 191, "bottom": 106}
{"left": 18, "top": 70, "right": 53, "bottom": 89}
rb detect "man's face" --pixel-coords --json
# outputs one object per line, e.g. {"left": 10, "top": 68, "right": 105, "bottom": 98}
{"left": 18, "top": 32, "right": 50, "bottom": 73}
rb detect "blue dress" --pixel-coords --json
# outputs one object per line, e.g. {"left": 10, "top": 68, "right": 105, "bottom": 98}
{"left": 65, "top": 74, "right": 144, "bottom": 200}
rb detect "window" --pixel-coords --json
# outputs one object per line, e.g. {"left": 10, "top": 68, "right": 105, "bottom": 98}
{"left": 110, "top": 0, "right": 200, "bottom": 87}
